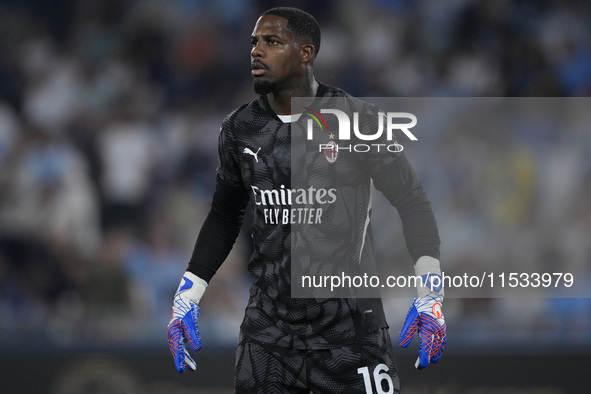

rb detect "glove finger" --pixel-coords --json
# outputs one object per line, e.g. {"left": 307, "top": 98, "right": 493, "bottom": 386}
{"left": 430, "top": 342, "right": 443, "bottom": 363}
{"left": 430, "top": 327, "right": 446, "bottom": 363}
{"left": 167, "top": 319, "right": 188, "bottom": 373}
{"left": 431, "top": 353, "right": 442, "bottom": 364}
{"left": 181, "top": 304, "right": 202, "bottom": 351}
{"left": 398, "top": 305, "right": 420, "bottom": 347}
{"left": 417, "top": 321, "right": 447, "bottom": 368}
{"left": 184, "top": 351, "right": 197, "bottom": 371}
{"left": 416, "top": 333, "right": 433, "bottom": 369}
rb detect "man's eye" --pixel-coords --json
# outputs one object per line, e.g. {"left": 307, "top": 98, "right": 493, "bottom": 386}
{"left": 269, "top": 39, "right": 278, "bottom": 44}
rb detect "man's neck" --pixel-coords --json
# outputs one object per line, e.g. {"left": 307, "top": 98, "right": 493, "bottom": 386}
{"left": 267, "top": 77, "right": 319, "bottom": 115}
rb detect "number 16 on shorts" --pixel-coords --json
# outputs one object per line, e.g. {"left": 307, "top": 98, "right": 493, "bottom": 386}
{"left": 357, "top": 364, "right": 394, "bottom": 394}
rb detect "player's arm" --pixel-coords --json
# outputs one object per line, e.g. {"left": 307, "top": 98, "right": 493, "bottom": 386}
{"left": 167, "top": 121, "right": 249, "bottom": 373}
{"left": 371, "top": 152, "right": 440, "bottom": 261}
{"left": 187, "top": 180, "right": 250, "bottom": 282}
{"left": 357, "top": 104, "right": 440, "bottom": 261}
{"left": 371, "top": 153, "right": 446, "bottom": 369}
{"left": 167, "top": 181, "right": 249, "bottom": 373}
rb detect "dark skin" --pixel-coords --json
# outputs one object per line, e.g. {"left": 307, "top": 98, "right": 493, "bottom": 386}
{"left": 250, "top": 15, "right": 318, "bottom": 115}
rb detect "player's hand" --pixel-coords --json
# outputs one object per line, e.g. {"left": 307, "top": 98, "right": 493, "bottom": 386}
{"left": 398, "top": 295, "right": 446, "bottom": 369}
{"left": 167, "top": 272, "right": 206, "bottom": 373}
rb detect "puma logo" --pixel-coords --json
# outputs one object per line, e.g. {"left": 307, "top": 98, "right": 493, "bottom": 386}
{"left": 243, "top": 147, "right": 261, "bottom": 163}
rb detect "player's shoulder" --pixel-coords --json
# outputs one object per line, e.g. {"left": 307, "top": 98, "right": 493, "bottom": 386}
{"left": 221, "top": 95, "right": 269, "bottom": 132}
{"left": 317, "top": 81, "right": 348, "bottom": 98}
{"left": 317, "top": 82, "right": 379, "bottom": 114}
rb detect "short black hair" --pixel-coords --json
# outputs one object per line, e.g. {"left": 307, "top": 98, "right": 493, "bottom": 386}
{"left": 261, "top": 7, "right": 321, "bottom": 57}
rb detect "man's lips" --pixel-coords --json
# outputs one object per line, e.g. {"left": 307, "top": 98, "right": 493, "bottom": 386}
{"left": 252, "top": 69, "right": 267, "bottom": 76}
{"left": 251, "top": 62, "right": 268, "bottom": 76}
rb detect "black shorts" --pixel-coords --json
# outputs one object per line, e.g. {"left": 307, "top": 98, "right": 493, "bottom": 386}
{"left": 234, "top": 328, "right": 400, "bottom": 393}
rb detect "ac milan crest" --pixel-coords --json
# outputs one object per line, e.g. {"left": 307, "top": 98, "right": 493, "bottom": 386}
{"left": 324, "top": 140, "right": 338, "bottom": 163}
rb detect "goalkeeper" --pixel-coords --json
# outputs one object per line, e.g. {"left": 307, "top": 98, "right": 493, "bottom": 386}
{"left": 167, "top": 6, "right": 445, "bottom": 393}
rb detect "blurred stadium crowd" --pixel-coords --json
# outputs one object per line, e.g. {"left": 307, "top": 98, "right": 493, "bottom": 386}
{"left": 0, "top": 0, "right": 590, "bottom": 351}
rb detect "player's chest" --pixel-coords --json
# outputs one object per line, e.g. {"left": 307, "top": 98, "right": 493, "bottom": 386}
{"left": 235, "top": 122, "right": 291, "bottom": 189}
{"left": 234, "top": 122, "right": 366, "bottom": 190}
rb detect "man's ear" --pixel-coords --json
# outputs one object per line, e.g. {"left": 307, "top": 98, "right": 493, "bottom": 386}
{"left": 301, "top": 44, "right": 315, "bottom": 63}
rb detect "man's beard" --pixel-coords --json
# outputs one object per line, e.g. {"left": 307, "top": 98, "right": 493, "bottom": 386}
{"left": 253, "top": 79, "right": 277, "bottom": 95}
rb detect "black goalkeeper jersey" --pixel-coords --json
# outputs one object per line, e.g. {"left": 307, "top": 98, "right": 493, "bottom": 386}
{"left": 189, "top": 82, "right": 440, "bottom": 350}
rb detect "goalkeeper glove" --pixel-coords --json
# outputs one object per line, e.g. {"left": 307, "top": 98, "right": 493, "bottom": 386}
{"left": 398, "top": 256, "right": 446, "bottom": 369}
{"left": 167, "top": 271, "right": 207, "bottom": 373}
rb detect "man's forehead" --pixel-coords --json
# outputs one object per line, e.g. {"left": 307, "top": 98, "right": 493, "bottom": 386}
{"left": 252, "top": 15, "right": 292, "bottom": 37}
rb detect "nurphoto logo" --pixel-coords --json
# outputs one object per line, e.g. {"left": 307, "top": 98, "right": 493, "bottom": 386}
{"left": 304, "top": 108, "right": 417, "bottom": 157}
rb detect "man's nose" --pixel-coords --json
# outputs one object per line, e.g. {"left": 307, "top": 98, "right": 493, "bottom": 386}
{"left": 251, "top": 42, "right": 264, "bottom": 58}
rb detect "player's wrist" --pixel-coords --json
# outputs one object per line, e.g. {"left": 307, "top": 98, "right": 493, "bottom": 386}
{"left": 414, "top": 255, "right": 444, "bottom": 299}
{"left": 176, "top": 271, "right": 208, "bottom": 305}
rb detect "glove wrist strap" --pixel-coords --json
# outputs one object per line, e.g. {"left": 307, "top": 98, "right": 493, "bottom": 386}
{"left": 414, "top": 256, "right": 444, "bottom": 299}
{"left": 176, "top": 271, "right": 208, "bottom": 304}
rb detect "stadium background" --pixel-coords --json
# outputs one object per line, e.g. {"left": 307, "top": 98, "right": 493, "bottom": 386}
{"left": 0, "top": 0, "right": 589, "bottom": 392}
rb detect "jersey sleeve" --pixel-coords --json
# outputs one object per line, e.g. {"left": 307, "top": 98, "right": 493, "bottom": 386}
{"left": 370, "top": 152, "right": 440, "bottom": 262}
{"left": 357, "top": 104, "right": 440, "bottom": 262}
{"left": 216, "top": 118, "right": 243, "bottom": 189}
{"left": 187, "top": 118, "right": 250, "bottom": 282}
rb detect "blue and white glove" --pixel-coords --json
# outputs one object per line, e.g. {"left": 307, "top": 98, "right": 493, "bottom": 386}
{"left": 167, "top": 271, "right": 207, "bottom": 373}
{"left": 398, "top": 256, "right": 446, "bottom": 369}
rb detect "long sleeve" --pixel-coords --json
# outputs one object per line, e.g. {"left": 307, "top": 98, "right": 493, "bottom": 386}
{"left": 371, "top": 152, "right": 440, "bottom": 263}
{"left": 187, "top": 180, "right": 249, "bottom": 282}
{"left": 187, "top": 114, "right": 250, "bottom": 282}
